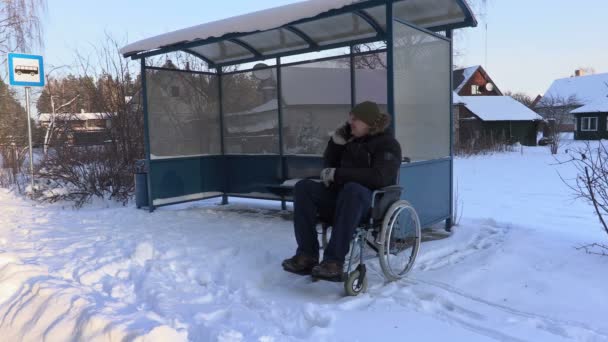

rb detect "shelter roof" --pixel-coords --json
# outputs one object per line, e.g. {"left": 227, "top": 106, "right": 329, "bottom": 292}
{"left": 120, "top": 0, "right": 476, "bottom": 66}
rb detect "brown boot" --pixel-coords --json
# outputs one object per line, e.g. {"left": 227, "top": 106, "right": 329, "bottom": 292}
{"left": 282, "top": 254, "right": 319, "bottom": 275}
{"left": 311, "top": 260, "right": 344, "bottom": 282}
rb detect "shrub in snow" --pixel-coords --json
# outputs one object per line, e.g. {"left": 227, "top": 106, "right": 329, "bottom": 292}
{"left": 33, "top": 144, "right": 136, "bottom": 207}
{"left": 563, "top": 141, "right": 608, "bottom": 255}
{"left": 456, "top": 129, "right": 516, "bottom": 156}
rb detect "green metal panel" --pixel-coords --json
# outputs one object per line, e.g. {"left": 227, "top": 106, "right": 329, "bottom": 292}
{"left": 400, "top": 159, "right": 451, "bottom": 227}
{"left": 284, "top": 156, "right": 324, "bottom": 180}
{"left": 224, "top": 155, "right": 282, "bottom": 195}
{"left": 149, "top": 156, "right": 224, "bottom": 204}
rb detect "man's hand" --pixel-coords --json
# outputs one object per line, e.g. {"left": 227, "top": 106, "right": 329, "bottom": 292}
{"left": 331, "top": 122, "right": 352, "bottom": 145}
{"left": 320, "top": 168, "right": 336, "bottom": 187}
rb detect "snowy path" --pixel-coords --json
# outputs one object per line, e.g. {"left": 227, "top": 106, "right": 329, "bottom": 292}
{"left": 1, "top": 144, "right": 608, "bottom": 341}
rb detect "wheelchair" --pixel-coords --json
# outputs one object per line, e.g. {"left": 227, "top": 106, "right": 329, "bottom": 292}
{"left": 317, "top": 185, "right": 421, "bottom": 296}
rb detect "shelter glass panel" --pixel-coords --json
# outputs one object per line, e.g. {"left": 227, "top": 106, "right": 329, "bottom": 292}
{"left": 293, "top": 13, "right": 377, "bottom": 46}
{"left": 366, "top": 0, "right": 466, "bottom": 31}
{"left": 161, "top": 51, "right": 214, "bottom": 72}
{"left": 222, "top": 69, "right": 280, "bottom": 154}
{"left": 233, "top": 58, "right": 277, "bottom": 73}
{"left": 189, "top": 41, "right": 254, "bottom": 64}
{"left": 393, "top": 21, "right": 450, "bottom": 161}
{"left": 238, "top": 28, "right": 309, "bottom": 56}
{"left": 354, "top": 52, "right": 387, "bottom": 113}
{"left": 281, "top": 58, "right": 351, "bottom": 155}
{"left": 146, "top": 69, "right": 221, "bottom": 158}
{"left": 280, "top": 47, "right": 350, "bottom": 65}
{"left": 393, "top": 0, "right": 466, "bottom": 29}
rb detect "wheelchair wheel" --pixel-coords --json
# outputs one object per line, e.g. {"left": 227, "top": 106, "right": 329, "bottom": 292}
{"left": 378, "top": 200, "right": 421, "bottom": 281}
{"left": 344, "top": 269, "right": 368, "bottom": 296}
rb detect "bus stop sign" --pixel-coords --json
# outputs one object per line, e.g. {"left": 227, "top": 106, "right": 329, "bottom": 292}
{"left": 8, "top": 53, "right": 44, "bottom": 87}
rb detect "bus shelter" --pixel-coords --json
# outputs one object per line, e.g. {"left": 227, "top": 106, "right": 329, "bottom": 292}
{"left": 120, "top": 0, "right": 477, "bottom": 228}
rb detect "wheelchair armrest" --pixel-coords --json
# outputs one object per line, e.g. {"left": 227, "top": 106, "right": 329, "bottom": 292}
{"left": 377, "top": 185, "right": 403, "bottom": 193}
{"left": 371, "top": 185, "right": 403, "bottom": 210}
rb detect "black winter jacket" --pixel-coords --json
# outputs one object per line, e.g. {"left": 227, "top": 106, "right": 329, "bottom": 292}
{"left": 323, "top": 132, "right": 402, "bottom": 190}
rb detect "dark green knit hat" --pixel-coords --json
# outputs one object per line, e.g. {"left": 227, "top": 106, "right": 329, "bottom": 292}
{"left": 351, "top": 101, "right": 382, "bottom": 126}
{"left": 351, "top": 101, "right": 390, "bottom": 135}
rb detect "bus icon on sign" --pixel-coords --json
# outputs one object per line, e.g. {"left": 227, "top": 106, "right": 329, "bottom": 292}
{"left": 7, "top": 53, "right": 44, "bottom": 87}
{"left": 15, "top": 65, "right": 39, "bottom": 76}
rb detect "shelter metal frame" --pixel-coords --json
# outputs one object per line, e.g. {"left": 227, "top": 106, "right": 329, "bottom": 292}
{"left": 129, "top": 0, "right": 475, "bottom": 229}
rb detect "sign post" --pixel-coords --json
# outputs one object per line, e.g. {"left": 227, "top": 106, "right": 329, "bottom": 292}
{"left": 7, "top": 53, "right": 45, "bottom": 191}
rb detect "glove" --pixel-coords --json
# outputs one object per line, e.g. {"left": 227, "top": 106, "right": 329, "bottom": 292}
{"left": 331, "top": 122, "right": 352, "bottom": 145}
{"left": 320, "top": 168, "right": 336, "bottom": 187}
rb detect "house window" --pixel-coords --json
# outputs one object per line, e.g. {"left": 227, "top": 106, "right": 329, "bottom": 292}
{"left": 471, "top": 84, "right": 480, "bottom": 95}
{"left": 581, "top": 117, "right": 598, "bottom": 131}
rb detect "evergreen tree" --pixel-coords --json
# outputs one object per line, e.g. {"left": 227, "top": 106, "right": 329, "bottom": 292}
{"left": 0, "top": 78, "right": 28, "bottom": 146}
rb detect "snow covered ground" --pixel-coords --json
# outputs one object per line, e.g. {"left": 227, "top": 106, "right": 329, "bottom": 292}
{"left": 1, "top": 140, "right": 607, "bottom": 341}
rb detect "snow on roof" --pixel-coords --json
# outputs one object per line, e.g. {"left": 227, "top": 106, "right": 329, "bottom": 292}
{"left": 38, "top": 113, "right": 112, "bottom": 122}
{"left": 570, "top": 96, "right": 608, "bottom": 114}
{"left": 461, "top": 96, "right": 542, "bottom": 121}
{"left": 538, "top": 72, "right": 608, "bottom": 107}
{"left": 453, "top": 65, "right": 480, "bottom": 93}
{"left": 121, "top": 0, "right": 357, "bottom": 56}
{"left": 120, "top": 0, "right": 475, "bottom": 63}
{"left": 452, "top": 92, "right": 465, "bottom": 104}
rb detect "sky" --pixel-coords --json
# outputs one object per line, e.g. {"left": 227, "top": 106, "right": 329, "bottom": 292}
{"left": 38, "top": 0, "right": 608, "bottom": 97}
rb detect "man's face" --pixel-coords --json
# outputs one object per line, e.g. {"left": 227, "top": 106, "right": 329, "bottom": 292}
{"left": 348, "top": 113, "right": 370, "bottom": 137}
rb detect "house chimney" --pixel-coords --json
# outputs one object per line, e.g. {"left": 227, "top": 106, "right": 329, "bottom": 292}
{"left": 575, "top": 69, "right": 585, "bottom": 77}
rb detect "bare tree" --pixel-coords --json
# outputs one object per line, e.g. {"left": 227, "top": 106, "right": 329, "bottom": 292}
{"left": 34, "top": 34, "right": 143, "bottom": 206}
{"left": 535, "top": 95, "right": 581, "bottom": 154}
{"left": 0, "top": 0, "right": 46, "bottom": 56}
{"left": 561, "top": 142, "right": 608, "bottom": 256}
{"left": 351, "top": 43, "right": 386, "bottom": 69}
{"left": 455, "top": 128, "right": 514, "bottom": 156}
{"left": 505, "top": 91, "right": 534, "bottom": 108}
{"left": 37, "top": 66, "right": 82, "bottom": 155}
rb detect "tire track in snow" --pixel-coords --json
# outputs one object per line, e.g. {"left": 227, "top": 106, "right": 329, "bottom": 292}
{"left": 354, "top": 218, "right": 608, "bottom": 341}
{"left": 402, "top": 278, "right": 608, "bottom": 341}
{"left": 415, "top": 219, "right": 507, "bottom": 272}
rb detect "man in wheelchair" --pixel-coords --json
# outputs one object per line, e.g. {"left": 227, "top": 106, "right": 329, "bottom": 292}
{"left": 282, "top": 101, "right": 402, "bottom": 281}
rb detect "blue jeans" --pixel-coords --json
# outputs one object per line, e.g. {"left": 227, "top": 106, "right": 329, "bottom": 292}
{"left": 293, "top": 179, "right": 372, "bottom": 263}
